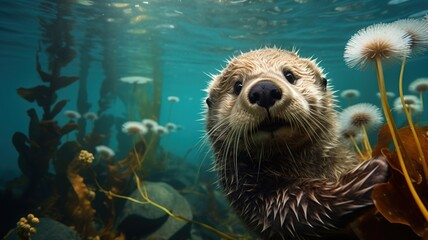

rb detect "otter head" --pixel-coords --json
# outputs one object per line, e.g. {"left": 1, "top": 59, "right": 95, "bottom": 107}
{"left": 205, "top": 48, "right": 338, "bottom": 155}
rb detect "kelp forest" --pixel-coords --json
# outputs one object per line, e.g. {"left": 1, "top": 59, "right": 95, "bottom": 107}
{"left": 0, "top": 1, "right": 246, "bottom": 239}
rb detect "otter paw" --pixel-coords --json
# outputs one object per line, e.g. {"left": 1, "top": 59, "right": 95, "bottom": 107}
{"left": 340, "top": 156, "right": 390, "bottom": 198}
{"left": 363, "top": 156, "right": 390, "bottom": 185}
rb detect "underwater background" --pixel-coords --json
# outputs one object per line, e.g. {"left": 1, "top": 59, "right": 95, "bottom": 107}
{"left": 1, "top": 0, "right": 428, "bottom": 239}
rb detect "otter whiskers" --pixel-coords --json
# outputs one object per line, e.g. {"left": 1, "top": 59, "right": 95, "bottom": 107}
{"left": 205, "top": 48, "right": 389, "bottom": 239}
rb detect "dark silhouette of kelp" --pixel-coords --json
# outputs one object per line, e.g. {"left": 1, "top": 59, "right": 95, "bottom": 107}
{"left": 98, "top": 30, "right": 119, "bottom": 115}
{"left": 13, "top": 51, "right": 78, "bottom": 181}
{"left": 12, "top": 0, "right": 78, "bottom": 199}
{"left": 76, "top": 29, "right": 94, "bottom": 143}
{"left": 2, "top": 0, "right": 79, "bottom": 236}
{"left": 2, "top": 1, "right": 248, "bottom": 239}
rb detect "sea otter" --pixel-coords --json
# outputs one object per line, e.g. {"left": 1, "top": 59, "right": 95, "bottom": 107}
{"left": 204, "top": 48, "right": 389, "bottom": 239}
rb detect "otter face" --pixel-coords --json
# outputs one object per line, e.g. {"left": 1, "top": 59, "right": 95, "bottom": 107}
{"left": 205, "top": 48, "right": 335, "bottom": 150}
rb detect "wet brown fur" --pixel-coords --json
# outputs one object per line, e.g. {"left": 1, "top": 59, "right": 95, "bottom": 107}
{"left": 204, "top": 48, "right": 389, "bottom": 239}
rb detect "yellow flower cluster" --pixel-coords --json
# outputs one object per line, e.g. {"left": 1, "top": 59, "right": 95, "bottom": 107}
{"left": 78, "top": 150, "right": 94, "bottom": 167}
{"left": 16, "top": 214, "right": 39, "bottom": 240}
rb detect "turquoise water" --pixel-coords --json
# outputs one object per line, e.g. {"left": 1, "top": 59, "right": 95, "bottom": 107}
{"left": 2, "top": 0, "right": 428, "bottom": 175}
{"left": 1, "top": 0, "right": 428, "bottom": 238}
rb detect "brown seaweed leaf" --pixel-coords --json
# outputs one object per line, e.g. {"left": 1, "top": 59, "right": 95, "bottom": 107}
{"left": 47, "top": 99, "right": 69, "bottom": 119}
{"left": 27, "top": 109, "right": 40, "bottom": 141}
{"left": 54, "top": 141, "right": 82, "bottom": 176}
{"left": 36, "top": 52, "right": 53, "bottom": 83}
{"left": 373, "top": 124, "right": 422, "bottom": 183}
{"left": 58, "top": 48, "right": 77, "bottom": 67}
{"left": 17, "top": 85, "right": 58, "bottom": 107}
{"left": 349, "top": 208, "right": 421, "bottom": 240}
{"left": 60, "top": 121, "right": 79, "bottom": 135}
{"left": 52, "top": 76, "right": 79, "bottom": 91}
{"left": 45, "top": 46, "right": 77, "bottom": 68}
{"left": 17, "top": 85, "right": 49, "bottom": 103}
{"left": 12, "top": 132, "right": 32, "bottom": 178}
{"left": 12, "top": 132, "right": 30, "bottom": 153}
{"left": 373, "top": 166, "right": 427, "bottom": 236}
{"left": 372, "top": 124, "right": 392, "bottom": 157}
{"left": 372, "top": 126, "right": 428, "bottom": 236}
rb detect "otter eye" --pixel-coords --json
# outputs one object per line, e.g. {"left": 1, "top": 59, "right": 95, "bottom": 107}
{"left": 283, "top": 71, "right": 296, "bottom": 84}
{"left": 233, "top": 81, "right": 243, "bottom": 95}
{"left": 321, "top": 77, "right": 327, "bottom": 90}
{"left": 206, "top": 97, "right": 212, "bottom": 108}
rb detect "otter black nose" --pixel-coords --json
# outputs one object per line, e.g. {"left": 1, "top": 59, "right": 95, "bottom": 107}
{"left": 248, "top": 81, "right": 282, "bottom": 108}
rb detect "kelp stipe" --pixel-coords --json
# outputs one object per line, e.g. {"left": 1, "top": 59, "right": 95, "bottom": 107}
{"left": 344, "top": 19, "right": 428, "bottom": 237}
{"left": 92, "top": 140, "right": 244, "bottom": 240}
{"left": 393, "top": 17, "right": 428, "bottom": 184}
{"left": 10, "top": 0, "right": 79, "bottom": 210}
{"left": 398, "top": 57, "right": 428, "bottom": 184}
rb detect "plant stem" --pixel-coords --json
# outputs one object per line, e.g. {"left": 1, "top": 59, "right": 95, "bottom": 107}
{"left": 360, "top": 124, "right": 372, "bottom": 159}
{"left": 92, "top": 168, "right": 240, "bottom": 240}
{"left": 134, "top": 172, "right": 238, "bottom": 240}
{"left": 168, "top": 102, "right": 175, "bottom": 122}
{"left": 398, "top": 57, "right": 428, "bottom": 184}
{"left": 375, "top": 56, "right": 428, "bottom": 222}
{"left": 350, "top": 135, "right": 365, "bottom": 160}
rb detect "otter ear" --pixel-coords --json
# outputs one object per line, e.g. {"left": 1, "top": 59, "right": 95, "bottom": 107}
{"left": 206, "top": 97, "right": 212, "bottom": 108}
{"left": 320, "top": 77, "right": 327, "bottom": 91}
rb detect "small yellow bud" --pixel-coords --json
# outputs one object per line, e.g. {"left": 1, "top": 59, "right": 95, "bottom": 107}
{"left": 31, "top": 217, "right": 40, "bottom": 224}
{"left": 29, "top": 227, "right": 37, "bottom": 234}
{"left": 27, "top": 214, "right": 34, "bottom": 220}
{"left": 87, "top": 190, "right": 96, "bottom": 200}
{"left": 79, "top": 150, "right": 94, "bottom": 166}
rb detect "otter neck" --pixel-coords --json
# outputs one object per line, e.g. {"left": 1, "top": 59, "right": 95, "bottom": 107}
{"left": 215, "top": 138, "right": 341, "bottom": 189}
